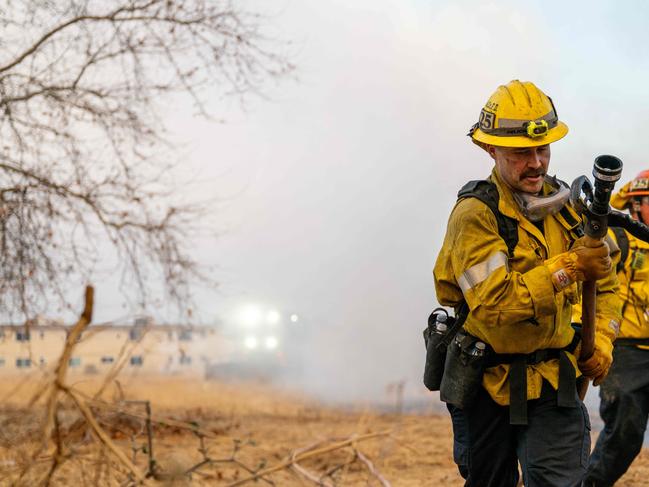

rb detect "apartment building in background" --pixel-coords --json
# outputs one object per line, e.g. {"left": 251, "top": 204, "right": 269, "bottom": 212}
{"left": 0, "top": 316, "right": 233, "bottom": 376}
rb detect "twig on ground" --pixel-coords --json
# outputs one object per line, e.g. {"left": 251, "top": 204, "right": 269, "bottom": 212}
{"left": 355, "top": 449, "right": 391, "bottom": 487}
{"left": 320, "top": 451, "right": 357, "bottom": 484}
{"left": 226, "top": 431, "right": 391, "bottom": 487}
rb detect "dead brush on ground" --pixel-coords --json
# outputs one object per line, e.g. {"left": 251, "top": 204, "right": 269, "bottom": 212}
{"left": 0, "top": 287, "right": 394, "bottom": 486}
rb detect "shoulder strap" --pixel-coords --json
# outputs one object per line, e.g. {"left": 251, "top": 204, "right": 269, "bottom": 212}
{"left": 557, "top": 206, "right": 584, "bottom": 240}
{"left": 457, "top": 180, "right": 519, "bottom": 258}
{"left": 610, "top": 226, "right": 629, "bottom": 273}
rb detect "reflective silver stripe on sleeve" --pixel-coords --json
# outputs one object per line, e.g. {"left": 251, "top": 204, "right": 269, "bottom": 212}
{"left": 458, "top": 251, "right": 509, "bottom": 294}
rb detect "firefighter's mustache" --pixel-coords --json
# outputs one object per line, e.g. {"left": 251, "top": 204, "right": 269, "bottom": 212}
{"left": 521, "top": 171, "right": 545, "bottom": 179}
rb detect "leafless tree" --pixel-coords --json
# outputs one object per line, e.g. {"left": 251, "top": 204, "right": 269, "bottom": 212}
{"left": 0, "top": 0, "right": 292, "bottom": 317}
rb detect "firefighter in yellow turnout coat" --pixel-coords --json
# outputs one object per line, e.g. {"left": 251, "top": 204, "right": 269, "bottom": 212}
{"left": 584, "top": 172, "right": 649, "bottom": 486}
{"left": 434, "top": 80, "right": 621, "bottom": 487}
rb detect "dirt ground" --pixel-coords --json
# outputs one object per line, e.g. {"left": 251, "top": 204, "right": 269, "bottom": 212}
{"left": 0, "top": 374, "right": 648, "bottom": 486}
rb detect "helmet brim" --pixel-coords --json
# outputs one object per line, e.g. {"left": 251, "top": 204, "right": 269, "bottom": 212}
{"left": 626, "top": 190, "right": 649, "bottom": 197}
{"left": 471, "top": 121, "right": 569, "bottom": 148}
{"left": 610, "top": 190, "right": 649, "bottom": 210}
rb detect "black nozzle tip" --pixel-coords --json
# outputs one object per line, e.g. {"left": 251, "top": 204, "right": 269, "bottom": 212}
{"left": 593, "top": 154, "right": 623, "bottom": 182}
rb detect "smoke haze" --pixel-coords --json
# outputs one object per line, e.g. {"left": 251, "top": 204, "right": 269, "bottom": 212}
{"left": 90, "top": 0, "right": 649, "bottom": 404}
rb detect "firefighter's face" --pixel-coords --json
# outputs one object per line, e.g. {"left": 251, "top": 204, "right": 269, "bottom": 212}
{"left": 488, "top": 144, "right": 551, "bottom": 195}
{"left": 632, "top": 197, "right": 649, "bottom": 225}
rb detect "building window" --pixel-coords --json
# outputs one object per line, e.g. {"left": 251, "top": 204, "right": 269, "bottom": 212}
{"left": 39, "top": 357, "right": 46, "bottom": 366}
{"left": 40, "top": 331, "right": 45, "bottom": 339}
{"left": 179, "top": 355, "right": 192, "bottom": 365}
{"left": 0, "top": 358, "right": 5, "bottom": 367}
{"left": 16, "top": 330, "right": 30, "bottom": 342}
{"left": 16, "top": 358, "right": 31, "bottom": 368}
{"left": 101, "top": 356, "right": 115, "bottom": 364}
{"left": 129, "top": 329, "right": 142, "bottom": 341}
{"left": 130, "top": 356, "right": 143, "bottom": 366}
{"left": 178, "top": 330, "right": 192, "bottom": 341}
{"left": 167, "top": 331, "right": 174, "bottom": 340}
{"left": 69, "top": 357, "right": 81, "bottom": 367}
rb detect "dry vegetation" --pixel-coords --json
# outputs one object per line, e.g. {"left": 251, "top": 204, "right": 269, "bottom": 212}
{"left": 0, "top": 373, "right": 458, "bottom": 486}
{"left": 0, "top": 290, "right": 647, "bottom": 486}
{"left": 1, "top": 373, "right": 649, "bottom": 486}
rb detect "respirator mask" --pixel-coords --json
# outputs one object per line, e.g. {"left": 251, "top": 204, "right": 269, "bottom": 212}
{"left": 513, "top": 175, "right": 570, "bottom": 222}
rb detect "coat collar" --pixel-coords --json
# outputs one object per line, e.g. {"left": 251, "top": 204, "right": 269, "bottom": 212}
{"left": 488, "top": 168, "right": 547, "bottom": 248}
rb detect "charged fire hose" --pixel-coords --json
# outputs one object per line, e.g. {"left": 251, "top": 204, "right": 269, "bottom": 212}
{"left": 570, "top": 155, "right": 623, "bottom": 400}
{"left": 608, "top": 210, "right": 649, "bottom": 241}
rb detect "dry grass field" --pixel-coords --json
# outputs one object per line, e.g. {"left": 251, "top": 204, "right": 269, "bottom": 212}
{"left": 0, "top": 374, "right": 648, "bottom": 486}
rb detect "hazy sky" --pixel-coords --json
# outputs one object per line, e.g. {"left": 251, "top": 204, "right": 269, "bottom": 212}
{"left": 93, "top": 0, "right": 649, "bottom": 401}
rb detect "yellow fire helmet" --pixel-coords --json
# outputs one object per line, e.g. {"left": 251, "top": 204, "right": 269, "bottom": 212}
{"left": 468, "top": 80, "right": 569, "bottom": 148}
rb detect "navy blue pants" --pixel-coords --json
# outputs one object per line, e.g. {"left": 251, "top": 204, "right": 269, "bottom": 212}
{"left": 584, "top": 345, "right": 649, "bottom": 486}
{"left": 447, "top": 380, "right": 590, "bottom": 487}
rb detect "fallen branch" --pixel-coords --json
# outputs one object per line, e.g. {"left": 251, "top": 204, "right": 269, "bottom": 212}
{"left": 43, "top": 285, "right": 94, "bottom": 441}
{"left": 290, "top": 440, "right": 334, "bottom": 487}
{"left": 66, "top": 387, "right": 149, "bottom": 484}
{"left": 226, "top": 431, "right": 391, "bottom": 487}
{"left": 292, "top": 461, "right": 334, "bottom": 487}
{"left": 355, "top": 449, "right": 391, "bottom": 487}
{"left": 16, "top": 285, "right": 94, "bottom": 485}
{"left": 85, "top": 394, "right": 228, "bottom": 439}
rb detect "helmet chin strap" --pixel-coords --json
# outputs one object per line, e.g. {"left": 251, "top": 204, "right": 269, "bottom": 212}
{"left": 513, "top": 175, "right": 571, "bottom": 222}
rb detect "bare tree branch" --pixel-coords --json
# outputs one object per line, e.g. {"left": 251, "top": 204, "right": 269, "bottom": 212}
{"left": 0, "top": 0, "right": 293, "bottom": 317}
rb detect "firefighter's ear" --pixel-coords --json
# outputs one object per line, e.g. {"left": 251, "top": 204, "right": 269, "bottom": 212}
{"left": 485, "top": 144, "right": 497, "bottom": 160}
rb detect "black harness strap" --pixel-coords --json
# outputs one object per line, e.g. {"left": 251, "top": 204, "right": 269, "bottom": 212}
{"left": 610, "top": 226, "right": 634, "bottom": 320}
{"left": 457, "top": 180, "right": 519, "bottom": 258}
{"left": 558, "top": 206, "right": 585, "bottom": 240}
{"left": 614, "top": 337, "right": 649, "bottom": 347}
{"left": 611, "top": 226, "right": 630, "bottom": 274}
{"left": 509, "top": 356, "right": 528, "bottom": 425}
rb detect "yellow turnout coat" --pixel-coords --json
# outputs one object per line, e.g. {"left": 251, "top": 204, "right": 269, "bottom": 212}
{"left": 434, "top": 169, "right": 621, "bottom": 405}
{"left": 609, "top": 229, "right": 649, "bottom": 345}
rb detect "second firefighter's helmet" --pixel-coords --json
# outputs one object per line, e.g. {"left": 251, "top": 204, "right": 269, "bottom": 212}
{"left": 611, "top": 170, "right": 649, "bottom": 210}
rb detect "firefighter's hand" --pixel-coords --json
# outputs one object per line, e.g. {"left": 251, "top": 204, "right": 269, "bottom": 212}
{"left": 545, "top": 238, "right": 611, "bottom": 291}
{"left": 578, "top": 335, "right": 613, "bottom": 386}
{"left": 569, "top": 237, "right": 611, "bottom": 281}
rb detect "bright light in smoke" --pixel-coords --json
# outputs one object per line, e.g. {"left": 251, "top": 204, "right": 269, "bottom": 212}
{"left": 244, "top": 336, "right": 258, "bottom": 349}
{"left": 290, "top": 314, "right": 299, "bottom": 323}
{"left": 240, "top": 305, "right": 262, "bottom": 327}
{"left": 265, "top": 336, "right": 278, "bottom": 350}
{"left": 267, "top": 310, "right": 280, "bottom": 325}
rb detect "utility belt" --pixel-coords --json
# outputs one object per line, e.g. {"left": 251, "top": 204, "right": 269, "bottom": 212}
{"left": 614, "top": 337, "right": 649, "bottom": 347}
{"left": 424, "top": 308, "right": 581, "bottom": 425}
{"left": 485, "top": 332, "right": 581, "bottom": 425}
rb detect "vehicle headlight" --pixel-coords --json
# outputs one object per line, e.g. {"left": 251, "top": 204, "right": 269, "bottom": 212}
{"left": 240, "top": 305, "right": 262, "bottom": 328}
{"left": 265, "top": 336, "right": 278, "bottom": 350}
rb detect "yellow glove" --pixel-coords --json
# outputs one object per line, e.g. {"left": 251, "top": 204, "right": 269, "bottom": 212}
{"left": 545, "top": 237, "right": 611, "bottom": 291}
{"left": 578, "top": 334, "right": 613, "bottom": 386}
